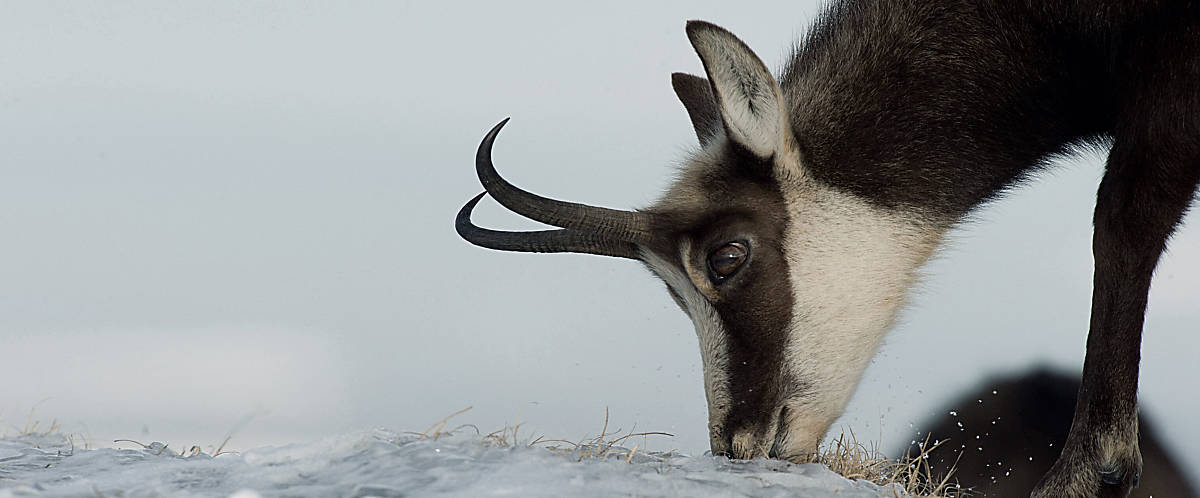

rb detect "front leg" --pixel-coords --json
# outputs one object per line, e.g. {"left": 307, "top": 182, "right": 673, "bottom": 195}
{"left": 1032, "top": 134, "right": 1200, "bottom": 497}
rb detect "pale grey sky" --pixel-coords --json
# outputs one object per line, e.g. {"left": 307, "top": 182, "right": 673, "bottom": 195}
{"left": 1, "top": 0, "right": 1196, "bottom": 482}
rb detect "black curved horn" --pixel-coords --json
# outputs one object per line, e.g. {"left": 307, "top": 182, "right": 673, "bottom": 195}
{"left": 455, "top": 192, "right": 640, "bottom": 259}
{"left": 474, "top": 119, "right": 652, "bottom": 243}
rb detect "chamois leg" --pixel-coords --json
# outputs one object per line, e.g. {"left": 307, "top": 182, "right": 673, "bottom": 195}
{"left": 1032, "top": 133, "right": 1200, "bottom": 497}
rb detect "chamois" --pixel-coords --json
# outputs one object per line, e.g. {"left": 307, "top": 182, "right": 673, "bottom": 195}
{"left": 456, "top": 2, "right": 1200, "bottom": 496}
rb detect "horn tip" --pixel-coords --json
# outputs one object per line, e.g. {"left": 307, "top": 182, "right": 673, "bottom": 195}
{"left": 483, "top": 118, "right": 511, "bottom": 144}
{"left": 455, "top": 192, "right": 489, "bottom": 233}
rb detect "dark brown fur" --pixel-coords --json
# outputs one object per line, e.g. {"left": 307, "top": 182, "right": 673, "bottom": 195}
{"left": 900, "top": 369, "right": 1196, "bottom": 497}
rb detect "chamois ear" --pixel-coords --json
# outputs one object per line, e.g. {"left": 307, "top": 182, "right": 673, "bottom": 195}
{"left": 671, "top": 72, "right": 721, "bottom": 147}
{"left": 685, "top": 20, "right": 789, "bottom": 159}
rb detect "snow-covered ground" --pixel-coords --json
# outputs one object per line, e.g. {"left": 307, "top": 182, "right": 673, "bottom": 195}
{"left": 0, "top": 429, "right": 910, "bottom": 497}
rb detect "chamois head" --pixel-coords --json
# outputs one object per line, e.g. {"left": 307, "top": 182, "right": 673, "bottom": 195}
{"left": 458, "top": 21, "right": 940, "bottom": 461}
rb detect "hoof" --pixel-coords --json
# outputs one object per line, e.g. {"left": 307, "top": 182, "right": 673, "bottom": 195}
{"left": 1033, "top": 455, "right": 1142, "bottom": 498}
{"left": 1098, "top": 463, "right": 1140, "bottom": 489}
{"left": 1099, "top": 467, "right": 1139, "bottom": 488}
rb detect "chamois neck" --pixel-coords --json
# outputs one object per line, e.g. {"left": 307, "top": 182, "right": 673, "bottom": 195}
{"left": 780, "top": 0, "right": 1115, "bottom": 219}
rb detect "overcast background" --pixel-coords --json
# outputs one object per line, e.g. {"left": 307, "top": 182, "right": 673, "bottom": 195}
{"left": 2, "top": 0, "right": 1197, "bottom": 484}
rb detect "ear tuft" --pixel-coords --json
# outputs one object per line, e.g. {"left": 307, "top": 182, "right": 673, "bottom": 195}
{"left": 685, "top": 21, "right": 787, "bottom": 159}
{"left": 671, "top": 72, "right": 721, "bottom": 147}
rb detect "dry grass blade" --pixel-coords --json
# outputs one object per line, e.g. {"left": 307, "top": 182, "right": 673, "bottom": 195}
{"left": 213, "top": 435, "right": 234, "bottom": 457}
{"left": 113, "top": 439, "right": 152, "bottom": 449}
{"left": 606, "top": 431, "right": 675, "bottom": 446}
{"left": 420, "top": 406, "right": 472, "bottom": 441}
{"left": 885, "top": 433, "right": 966, "bottom": 497}
{"left": 528, "top": 434, "right": 579, "bottom": 449}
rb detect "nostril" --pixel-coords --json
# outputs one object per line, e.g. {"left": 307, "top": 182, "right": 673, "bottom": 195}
{"left": 709, "top": 426, "right": 732, "bottom": 457}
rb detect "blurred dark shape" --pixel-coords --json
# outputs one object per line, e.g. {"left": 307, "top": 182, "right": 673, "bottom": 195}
{"left": 897, "top": 368, "right": 1196, "bottom": 497}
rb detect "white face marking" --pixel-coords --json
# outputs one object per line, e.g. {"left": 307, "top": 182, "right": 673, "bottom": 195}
{"left": 640, "top": 245, "right": 733, "bottom": 449}
{"left": 771, "top": 158, "right": 948, "bottom": 457}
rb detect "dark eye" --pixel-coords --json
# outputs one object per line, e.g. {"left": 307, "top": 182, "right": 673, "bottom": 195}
{"left": 707, "top": 241, "right": 748, "bottom": 282}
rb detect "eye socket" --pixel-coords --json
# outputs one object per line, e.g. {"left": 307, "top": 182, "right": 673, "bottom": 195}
{"left": 707, "top": 241, "right": 749, "bottom": 282}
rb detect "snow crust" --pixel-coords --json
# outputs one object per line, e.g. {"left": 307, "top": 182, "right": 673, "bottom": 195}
{"left": 0, "top": 430, "right": 909, "bottom": 497}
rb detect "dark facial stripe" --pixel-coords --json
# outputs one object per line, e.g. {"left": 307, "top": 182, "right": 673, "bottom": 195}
{"left": 686, "top": 146, "right": 798, "bottom": 449}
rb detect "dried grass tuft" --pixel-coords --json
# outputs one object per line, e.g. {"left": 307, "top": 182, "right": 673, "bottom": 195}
{"left": 539, "top": 406, "right": 675, "bottom": 462}
{"left": 415, "top": 407, "right": 967, "bottom": 497}
{"left": 0, "top": 404, "right": 62, "bottom": 439}
{"left": 805, "top": 429, "right": 967, "bottom": 497}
